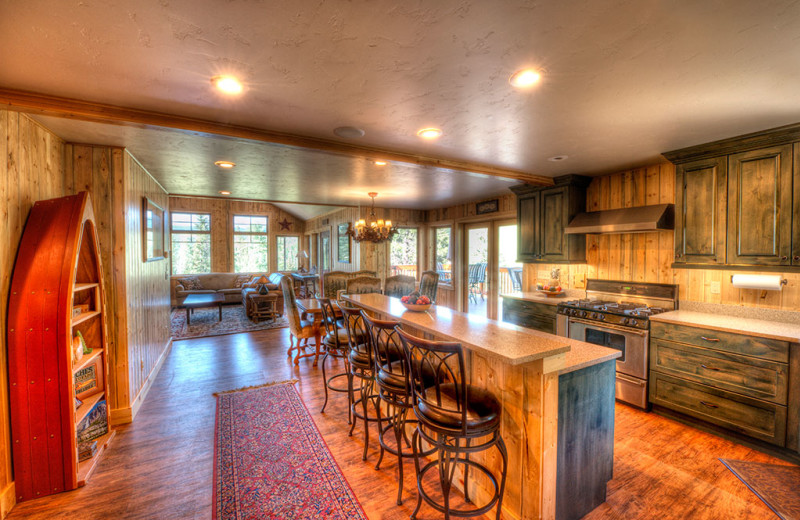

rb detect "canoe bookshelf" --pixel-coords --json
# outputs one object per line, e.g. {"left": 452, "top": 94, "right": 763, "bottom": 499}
{"left": 7, "top": 192, "right": 114, "bottom": 502}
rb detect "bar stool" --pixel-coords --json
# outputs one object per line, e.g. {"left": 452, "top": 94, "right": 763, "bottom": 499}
{"left": 340, "top": 305, "right": 380, "bottom": 461}
{"left": 317, "top": 298, "right": 350, "bottom": 422}
{"left": 362, "top": 314, "right": 436, "bottom": 505}
{"left": 397, "top": 328, "right": 507, "bottom": 520}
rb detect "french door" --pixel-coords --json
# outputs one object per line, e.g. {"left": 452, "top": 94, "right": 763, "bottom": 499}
{"left": 463, "top": 219, "right": 520, "bottom": 320}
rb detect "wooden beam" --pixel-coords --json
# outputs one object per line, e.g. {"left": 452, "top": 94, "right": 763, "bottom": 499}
{"left": 0, "top": 88, "right": 554, "bottom": 186}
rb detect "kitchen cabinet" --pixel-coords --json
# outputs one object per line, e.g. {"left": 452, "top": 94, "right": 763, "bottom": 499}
{"left": 502, "top": 297, "right": 557, "bottom": 334}
{"left": 673, "top": 157, "right": 727, "bottom": 265}
{"left": 510, "top": 175, "right": 590, "bottom": 263}
{"left": 649, "top": 321, "right": 790, "bottom": 447}
{"left": 663, "top": 123, "right": 800, "bottom": 267}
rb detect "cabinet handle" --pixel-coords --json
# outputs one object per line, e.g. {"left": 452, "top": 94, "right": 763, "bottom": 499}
{"left": 794, "top": 256, "right": 800, "bottom": 261}
{"left": 699, "top": 401, "right": 718, "bottom": 409}
{"left": 675, "top": 253, "right": 682, "bottom": 259}
{"left": 781, "top": 256, "right": 788, "bottom": 261}
{"left": 700, "top": 336, "right": 720, "bottom": 342}
{"left": 700, "top": 364, "right": 720, "bottom": 371}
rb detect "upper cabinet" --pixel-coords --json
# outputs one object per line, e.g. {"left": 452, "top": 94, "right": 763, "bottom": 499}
{"left": 664, "top": 124, "right": 800, "bottom": 268}
{"left": 511, "top": 175, "right": 590, "bottom": 264}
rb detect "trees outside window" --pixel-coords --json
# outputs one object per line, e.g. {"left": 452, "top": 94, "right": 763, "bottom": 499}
{"left": 277, "top": 236, "right": 299, "bottom": 271}
{"left": 171, "top": 212, "right": 211, "bottom": 274}
{"left": 390, "top": 228, "right": 418, "bottom": 278}
{"left": 233, "top": 215, "right": 269, "bottom": 273}
{"left": 434, "top": 226, "right": 452, "bottom": 283}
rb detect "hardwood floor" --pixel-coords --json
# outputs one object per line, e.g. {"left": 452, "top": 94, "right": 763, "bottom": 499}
{"left": 6, "top": 327, "right": 789, "bottom": 519}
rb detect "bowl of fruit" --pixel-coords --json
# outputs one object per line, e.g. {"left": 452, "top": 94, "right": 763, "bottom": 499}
{"left": 536, "top": 283, "right": 564, "bottom": 297}
{"left": 400, "top": 291, "right": 433, "bottom": 311}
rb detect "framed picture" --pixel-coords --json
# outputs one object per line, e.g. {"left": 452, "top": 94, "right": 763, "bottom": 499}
{"left": 337, "top": 223, "right": 351, "bottom": 263}
{"left": 74, "top": 358, "right": 104, "bottom": 400}
{"left": 476, "top": 199, "right": 499, "bottom": 215}
{"left": 142, "top": 197, "right": 166, "bottom": 262}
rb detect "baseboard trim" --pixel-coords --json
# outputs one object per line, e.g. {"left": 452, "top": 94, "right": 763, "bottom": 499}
{"left": 0, "top": 482, "right": 15, "bottom": 519}
{"left": 110, "top": 338, "right": 174, "bottom": 426}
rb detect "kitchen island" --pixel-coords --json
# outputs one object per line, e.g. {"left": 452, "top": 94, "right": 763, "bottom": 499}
{"left": 343, "top": 293, "right": 621, "bottom": 520}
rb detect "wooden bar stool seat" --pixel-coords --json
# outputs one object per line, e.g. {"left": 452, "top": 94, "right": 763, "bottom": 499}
{"left": 397, "top": 328, "right": 507, "bottom": 520}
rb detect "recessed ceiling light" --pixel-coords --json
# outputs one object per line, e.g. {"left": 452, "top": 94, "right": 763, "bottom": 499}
{"left": 547, "top": 155, "right": 569, "bottom": 162}
{"left": 211, "top": 75, "right": 243, "bottom": 95}
{"left": 374, "top": 160, "right": 387, "bottom": 166}
{"left": 509, "top": 68, "right": 542, "bottom": 89}
{"left": 219, "top": 191, "right": 231, "bottom": 195}
{"left": 417, "top": 127, "right": 443, "bottom": 140}
{"left": 333, "top": 126, "right": 366, "bottom": 139}
{"left": 214, "top": 160, "right": 236, "bottom": 169}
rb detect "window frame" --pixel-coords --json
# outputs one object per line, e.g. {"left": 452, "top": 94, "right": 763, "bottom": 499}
{"left": 432, "top": 225, "right": 454, "bottom": 286}
{"left": 276, "top": 234, "right": 300, "bottom": 272}
{"left": 232, "top": 214, "right": 270, "bottom": 273}
{"left": 170, "top": 212, "right": 212, "bottom": 275}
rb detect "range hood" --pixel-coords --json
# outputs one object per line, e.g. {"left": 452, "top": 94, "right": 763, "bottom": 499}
{"left": 565, "top": 204, "right": 674, "bottom": 234}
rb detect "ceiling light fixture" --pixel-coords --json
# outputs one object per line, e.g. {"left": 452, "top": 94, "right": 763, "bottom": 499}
{"left": 211, "top": 75, "right": 243, "bottom": 95}
{"left": 509, "top": 68, "right": 542, "bottom": 89}
{"left": 214, "top": 160, "right": 236, "bottom": 169}
{"left": 347, "top": 192, "right": 397, "bottom": 243}
{"left": 219, "top": 191, "right": 231, "bottom": 195}
{"left": 374, "top": 160, "right": 387, "bottom": 166}
{"left": 417, "top": 127, "right": 443, "bottom": 140}
{"left": 547, "top": 155, "right": 569, "bottom": 162}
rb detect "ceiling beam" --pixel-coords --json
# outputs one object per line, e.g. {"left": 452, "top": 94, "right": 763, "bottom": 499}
{"left": 0, "top": 88, "right": 554, "bottom": 186}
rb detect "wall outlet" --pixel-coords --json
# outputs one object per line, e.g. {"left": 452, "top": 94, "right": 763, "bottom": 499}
{"left": 710, "top": 281, "right": 721, "bottom": 294}
{"left": 573, "top": 272, "right": 587, "bottom": 289}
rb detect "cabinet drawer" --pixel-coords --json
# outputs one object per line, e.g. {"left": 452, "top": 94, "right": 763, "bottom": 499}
{"left": 650, "top": 322, "right": 789, "bottom": 363}
{"left": 650, "top": 338, "right": 788, "bottom": 404}
{"left": 650, "top": 372, "right": 787, "bottom": 446}
{"left": 502, "top": 299, "right": 556, "bottom": 334}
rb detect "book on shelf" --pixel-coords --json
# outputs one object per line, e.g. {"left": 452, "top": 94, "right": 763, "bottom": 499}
{"left": 77, "top": 399, "right": 108, "bottom": 444}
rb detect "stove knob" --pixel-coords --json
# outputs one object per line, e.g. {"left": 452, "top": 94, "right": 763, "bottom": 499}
{"left": 591, "top": 312, "right": 598, "bottom": 319}
{"left": 630, "top": 319, "right": 638, "bottom": 327}
{"left": 598, "top": 313, "right": 605, "bottom": 320}
{"left": 621, "top": 317, "right": 628, "bottom": 325}
{"left": 579, "top": 310, "right": 587, "bottom": 318}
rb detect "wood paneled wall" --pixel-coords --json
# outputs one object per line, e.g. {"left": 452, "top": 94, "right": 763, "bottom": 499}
{"left": 169, "top": 196, "right": 305, "bottom": 274}
{"left": 523, "top": 162, "right": 800, "bottom": 311}
{"left": 0, "top": 111, "right": 66, "bottom": 516}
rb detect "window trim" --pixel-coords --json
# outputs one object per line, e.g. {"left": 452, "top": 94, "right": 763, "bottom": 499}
{"left": 170, "top": 212, "right": 212, "bottom": 275}
{"left": 432, "top": 225, "right": 454, "bottom": 286}
{"left": 232, "top": 214, "right": 270, "bottom": 273}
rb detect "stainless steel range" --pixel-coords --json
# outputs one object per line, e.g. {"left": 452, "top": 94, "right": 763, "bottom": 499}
{"left": 556, "top": 279, "right": 678, "bottom": 409}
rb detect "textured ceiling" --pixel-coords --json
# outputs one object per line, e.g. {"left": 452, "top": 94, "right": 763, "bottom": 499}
{"left": 4, "top": 0, "right": 800, "bottom": 210}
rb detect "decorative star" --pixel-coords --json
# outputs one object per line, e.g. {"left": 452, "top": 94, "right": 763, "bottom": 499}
{"left": 278, "top": 218, "right": 292, "bottom": 231}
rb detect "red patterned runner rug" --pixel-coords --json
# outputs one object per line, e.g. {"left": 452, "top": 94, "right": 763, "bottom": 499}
{"left": 214, "top": 382, "right": 368, "bottom": 520}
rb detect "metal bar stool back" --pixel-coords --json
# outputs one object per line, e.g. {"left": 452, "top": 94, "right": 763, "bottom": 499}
{"left": 316, "top": 298, "right": 350, "bottom": 419}
{"left": 397, "top": 327, "right": 507, "bottom": 520}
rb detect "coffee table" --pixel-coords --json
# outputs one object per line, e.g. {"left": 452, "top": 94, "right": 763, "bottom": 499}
{"left": 182, "top": 293, "right": 224, "bottom": 325}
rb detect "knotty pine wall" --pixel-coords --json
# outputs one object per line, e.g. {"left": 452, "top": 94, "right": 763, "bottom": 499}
{"left": 169, "top": 196, "right": 305, "bottom": 274}
{"left": 524, "top": 162, "right": 800, "bottom": 311}
{"left": 0, "top": 111, "right": 66, "bottom": 516}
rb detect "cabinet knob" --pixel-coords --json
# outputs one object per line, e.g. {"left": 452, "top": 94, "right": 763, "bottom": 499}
{"left": 781, "top": 255, "right": 788, "bottom": 261}
{"left": 675, "top": 253, "right": 682, "bottom": 259}
{"left": 794, "top": 255, "right": 800, "bottom": 261}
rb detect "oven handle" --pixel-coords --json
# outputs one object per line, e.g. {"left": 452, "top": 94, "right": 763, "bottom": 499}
{"left": 568, "top": 317, "right": 650, "bottom": 337}
{"left": 616, "top": 373, "right": 647, "bottom": 387}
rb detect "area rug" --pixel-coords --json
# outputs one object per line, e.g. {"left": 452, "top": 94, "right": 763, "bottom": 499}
{"left": 171, "top": 304, "right": 287, "bottom": 340}
{"left": 720, "top": 459, "right": 800, "bottom": 519}
{"left": 214, "top": 382, "right": 368, "bottom": 520}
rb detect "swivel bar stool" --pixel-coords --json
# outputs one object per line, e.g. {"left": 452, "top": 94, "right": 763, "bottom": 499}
{"left": 361, "top": 314, "right": 436, "bottom": 505}
{"left": 396, "top": 328, "right": 508, "bottom": 520}
{"left": 340, "top": 305, "right": 380, "bottom": 461}
{"left": 316, "top": 298, "right": 350, "bottom": 422}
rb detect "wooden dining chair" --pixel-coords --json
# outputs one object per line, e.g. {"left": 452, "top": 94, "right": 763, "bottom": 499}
{"left": 280, "top": 275, "right": 320, "bottom": 365}
{"left": 419, "top": 270, "right": 439, "bottom": 302}
{"left": 346, "top": 276, "right": 382, "bottom": 295}
{"left": 384, "top": 274, "right": 415, "bottom": 298}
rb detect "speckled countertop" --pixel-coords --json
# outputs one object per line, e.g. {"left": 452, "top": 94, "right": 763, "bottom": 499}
{"left": 650, "top": 310, "right": 800, "bottom": 343}
{"left": 344, "top": 293, "right": 620, "bottom": 374}
{"left": 501, "top": 290, "right": 576, "bottom": 306}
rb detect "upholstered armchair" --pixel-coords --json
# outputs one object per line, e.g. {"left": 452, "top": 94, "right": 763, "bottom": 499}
{"left": 419, "top": 270, "right": 439, "bottom": 303}
{"left": 346, "top": 276, "right": 382, "bottom": 295}
{"left": 279, "top": 275, "right": 319, "bottom": 364}
{"left": 383, "top": 274, "right": 415, "bottom": 298}
{"left": 322, "top": 271, "right": 350, "bottom": 299}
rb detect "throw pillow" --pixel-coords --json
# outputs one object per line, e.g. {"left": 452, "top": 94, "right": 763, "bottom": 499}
{"left": 178, "top": 276, "right": 202, "bottom": 290}
{"left": 233, "top": 274, "right": 252, "bottom": 288}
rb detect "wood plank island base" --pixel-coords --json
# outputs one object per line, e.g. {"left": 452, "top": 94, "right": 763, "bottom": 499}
{"left": 343, "top": 293, "right": 622, "bottom": 520}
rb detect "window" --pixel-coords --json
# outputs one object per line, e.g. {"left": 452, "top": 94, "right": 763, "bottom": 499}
{"left": 171, "top": 212, "right": 211, "bottom": 274}
{"left": 277, "top": 236, "right": 299, "bottom": 271}
{"left": 434, "top": 226, "right": 452, "bottom": 284}
{"left": 390, "top": 228, "right": 418, "bottom": 279}
{"left": 233, "top": 215, "right": 269, "bottom": 273}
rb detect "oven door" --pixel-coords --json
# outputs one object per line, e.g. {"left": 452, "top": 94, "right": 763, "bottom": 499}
{"left": 567, "top": 317, "right": 649, "bottom": 380}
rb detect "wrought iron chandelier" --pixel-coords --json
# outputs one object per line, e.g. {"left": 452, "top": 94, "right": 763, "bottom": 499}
{"left": 347, "top": 192, "right": 397, "bottom": 243}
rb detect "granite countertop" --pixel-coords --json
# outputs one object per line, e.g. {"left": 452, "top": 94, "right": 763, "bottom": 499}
{"left": 344, "top": 293, "right": 620, "bottom": 374}
{"left": 501, "top": 290, "right": 572, "bottom": 306}
{"left": 651, "top": 310, "right": 800, "bottom": 343}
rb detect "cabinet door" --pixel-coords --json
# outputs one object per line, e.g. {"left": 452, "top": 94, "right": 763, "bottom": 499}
{"left": 540, "top": 186, "right": 569, "bottom": 262}
{"left": 727, "top": 145, "right": 793, "bottom": 265}
{"left": 517, "top": 192, "right": 540, "bottom": 262}
{"left": 794, "top": 143, "right": 800, "bottom": 266}
{"left": 674, "top": 157, "right": 727, "bottom": 264}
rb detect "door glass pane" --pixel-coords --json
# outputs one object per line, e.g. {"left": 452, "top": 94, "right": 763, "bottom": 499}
{"left": 466, "top": 227, "right": 488, "bottom": 317}
{"left": 497, "top": 224, "right": 522, "bottom": 321}
{"left": 390, "top": 228, "right": 418, "bottom": 279}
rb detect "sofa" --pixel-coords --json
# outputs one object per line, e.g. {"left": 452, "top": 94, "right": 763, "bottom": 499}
{"left": 170, "top": 273, "right": 284, "bottom": 317}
